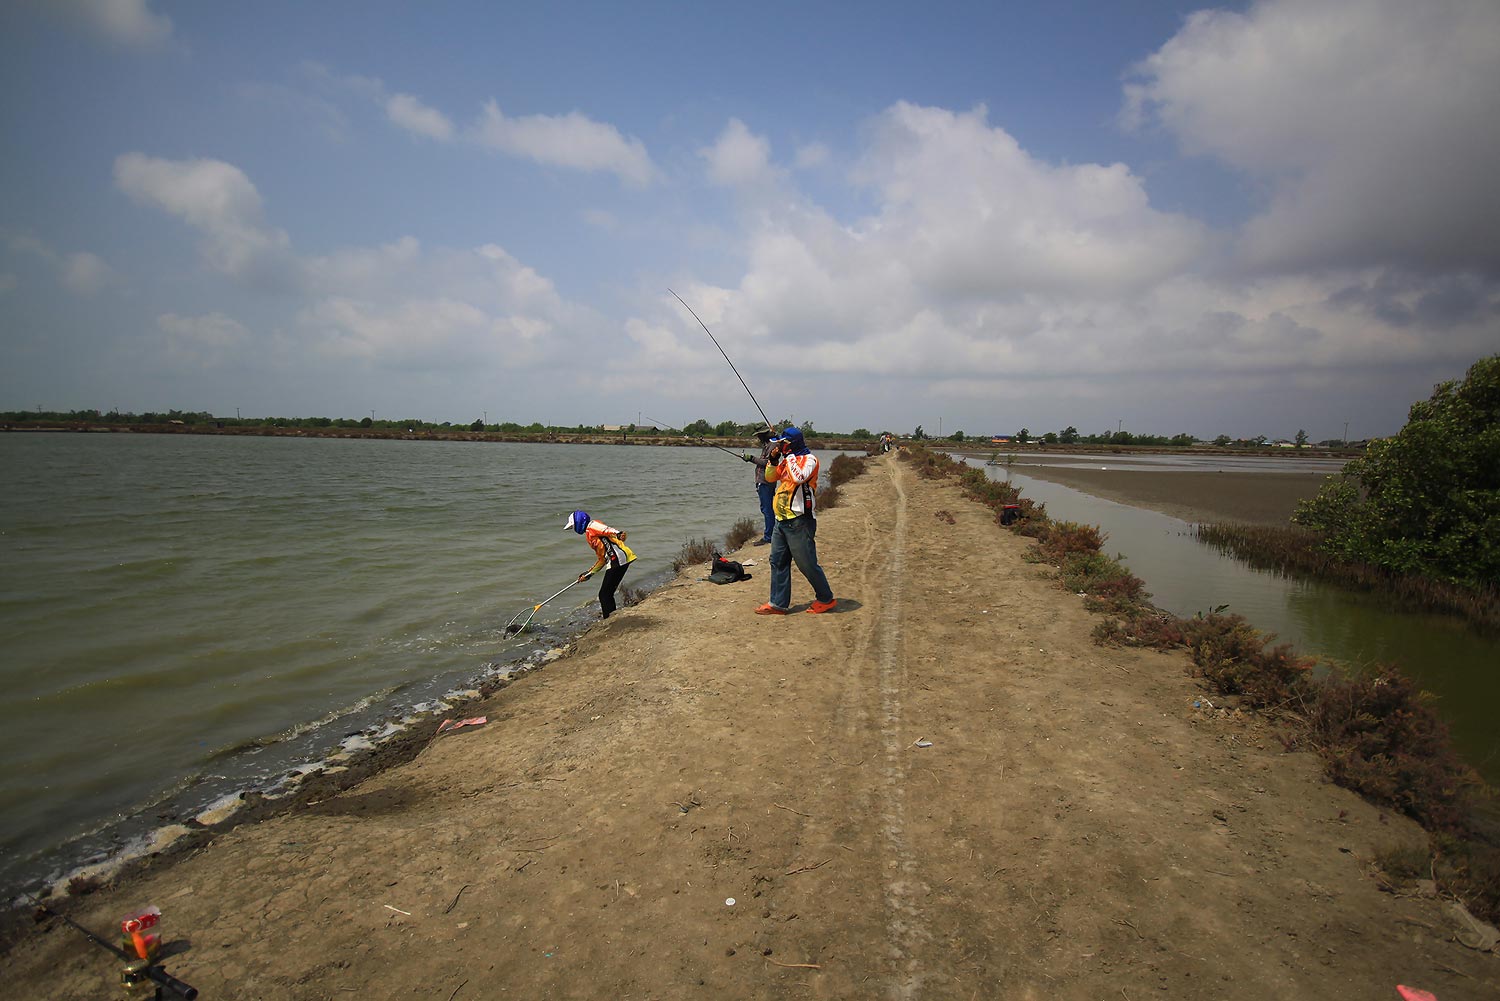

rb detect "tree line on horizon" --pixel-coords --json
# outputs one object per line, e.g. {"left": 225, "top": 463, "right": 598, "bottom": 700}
{"left": 1, "top": 408, "right": 1345, "bottom": 449}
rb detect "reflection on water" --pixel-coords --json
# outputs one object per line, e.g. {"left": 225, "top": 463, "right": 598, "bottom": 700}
{"left": 977, "top": 462, "right": 1499, "bottom": 785}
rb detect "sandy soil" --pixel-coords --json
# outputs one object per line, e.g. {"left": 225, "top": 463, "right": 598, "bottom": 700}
{"left": 6, "top": 454, "right": 1494, "bottom": 1000}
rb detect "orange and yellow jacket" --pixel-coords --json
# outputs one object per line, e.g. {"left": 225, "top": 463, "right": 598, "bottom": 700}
{"left": 584, "top": 519, "right": 637, "bottom": 574}
{"left": 764, "top": 453, "right": 819, "bottom": 520}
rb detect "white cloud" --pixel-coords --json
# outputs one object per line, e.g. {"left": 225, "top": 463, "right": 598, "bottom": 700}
{"left": 637, "top": 97, "right": 1496, "bottom": 437}
{"left": 795, "top": 143, "right": 831, "bottom": 170}
{"left": 156, "top": 312, "right": 251, "bottom": 367}
{"left": 580, "top": 208, "right": 618, "bottom": 231}
{"left": 701, "top": 118, "right": 776, "bottom": 187}
{"left": 3, "top": 232, "right": 116, "bottom": 295}
{"left": 386, "top": 93, "right": 454, "bottom": 140}
{"left": 112, "top": 149, "right": 603, "bottom": 384}
{"left": 471, "top": 100, "right": 655, "bottom": 185}
{"left": 41, "top": 0, "right": 172, "bottom": 48}
{"left": 62, "top": 251, "right": 115, "bottom": 296}
{"left": 851, "top": 102, "right": 1208, "bottom": 298}
{"left": 113, "top": 153, "right": 295, "bottom": 286}
{"left": 1124, "top": 0, "right": 1500, "bottom": 275}
{"left": 299, "top": 239, "right": 589, "bottom": 375}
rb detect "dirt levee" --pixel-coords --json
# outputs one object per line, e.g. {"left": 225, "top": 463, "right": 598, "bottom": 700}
{"left": 7, "top": 455, "right": 1493, "bottom": 999}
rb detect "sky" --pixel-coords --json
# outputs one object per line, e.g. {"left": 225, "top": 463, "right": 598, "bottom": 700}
{"left": 1, "top": 0, "right": 1497, "bottom": 441}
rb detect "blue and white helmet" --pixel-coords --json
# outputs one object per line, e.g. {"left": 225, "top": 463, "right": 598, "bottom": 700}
{"left": 565, "top": 510, "right": 590, "bottom": 534}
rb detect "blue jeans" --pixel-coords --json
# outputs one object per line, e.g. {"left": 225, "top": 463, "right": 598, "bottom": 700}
{"left": 769, "top": 515, "right": 833, "bottom": 608}
{"left": 756, "top": 481, "right": 776, "bottom": 541}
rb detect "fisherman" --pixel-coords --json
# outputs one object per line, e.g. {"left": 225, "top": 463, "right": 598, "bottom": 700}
{"left": 565, "top": 510, "right": 637, "bottom": 619}
{"left": 756, "top": 427, "right": 836, "bottom": 615}
{"left": 749, "top": 426, "right": 778, "bottom": 545}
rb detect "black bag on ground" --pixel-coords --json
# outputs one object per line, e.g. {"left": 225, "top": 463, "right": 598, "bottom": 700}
{"left": 707, "top": 553, "right": 751, "bottom": 584}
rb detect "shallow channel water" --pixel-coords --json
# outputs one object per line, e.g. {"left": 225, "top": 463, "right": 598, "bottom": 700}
{"left": 965, "top": 458, "right": 1500, "bottom": 785}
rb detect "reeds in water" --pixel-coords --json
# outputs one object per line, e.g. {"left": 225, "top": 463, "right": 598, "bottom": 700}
{"left": 1195, "top": 522, "right": 1500, "bottom": 633}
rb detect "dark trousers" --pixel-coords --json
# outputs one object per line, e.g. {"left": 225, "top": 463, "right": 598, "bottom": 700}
{"left": 756, "top": 481, "right": 776, "bottom": 541}
{"left": 599, "top": 563, "right": 629, "bottom": 618}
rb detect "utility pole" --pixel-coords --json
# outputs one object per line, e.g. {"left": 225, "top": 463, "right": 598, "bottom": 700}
{"left": 1118, "top": 418, "right": 1123, "bottom": 433}
{"left": 1343, "top": 420, "right": 1349, "bottom": 446}
{"left": 236, "top": 407, "right": 241, "bottom": 420}
{"left": 483, "top": 410, "right": 488, "bottom": 425}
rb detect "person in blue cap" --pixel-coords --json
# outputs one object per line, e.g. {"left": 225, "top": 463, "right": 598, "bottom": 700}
{"left": 756, "top": 427, "right": 836, "bottom": 615}
{"left": 564, "top": 509, "right": 636, "bottom": 619}
{"left": 749, "top": 426, "right": 777, "bottom": 545}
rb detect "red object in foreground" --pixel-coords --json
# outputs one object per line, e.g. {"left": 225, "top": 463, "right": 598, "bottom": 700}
{"left": 120, "top": 906, "right": 161, "bottom": 960}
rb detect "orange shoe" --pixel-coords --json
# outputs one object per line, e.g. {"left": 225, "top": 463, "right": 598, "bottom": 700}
{"left": 805, "top": 598, "right": 838, "bottom": 614}
{"left": 754, "top": 603, "right": 788, "bottom": 615}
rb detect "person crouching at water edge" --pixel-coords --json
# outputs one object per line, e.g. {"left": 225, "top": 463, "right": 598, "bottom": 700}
{"left": 756, "top": 427, "right": 836, "bottom": 615}
{"left": 565, "top": 510, "right": 637, "bottom": 619}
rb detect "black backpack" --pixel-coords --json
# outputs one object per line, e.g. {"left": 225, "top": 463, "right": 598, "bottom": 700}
{"left": 707, "top": 552, "right": 751, "bottom": 584}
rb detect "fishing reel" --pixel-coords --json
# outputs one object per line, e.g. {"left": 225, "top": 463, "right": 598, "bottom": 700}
{"left": 30, "top": 898, "right": 198, "bottom": 1000}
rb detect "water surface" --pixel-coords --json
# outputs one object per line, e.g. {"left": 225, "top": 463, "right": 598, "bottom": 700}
{"left": 0, "top": 433, "right": 774, "bottom": 894}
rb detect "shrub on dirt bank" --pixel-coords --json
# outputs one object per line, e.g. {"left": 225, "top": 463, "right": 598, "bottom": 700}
{"left": 724, "top": 518, "right": 759, "bottom": 551}
{"left": 1293, "top": 353, "right": 1500, "bottom": 592}
{"left": 826, "top": 453, "right": 869, "bottom": 488}
{"left": 1302, "top": 670, "right": 1480, "bottom": 835}
{"left": 819, "top": 452, "right": 873, "bottom": 511}
{"left": 672, "top": 538, "right": 718, "bottom": 572}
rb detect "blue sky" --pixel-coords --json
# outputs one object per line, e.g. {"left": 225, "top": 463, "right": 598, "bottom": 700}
{"left": 2, "top": 0, "right": 1496, "bottom": 440}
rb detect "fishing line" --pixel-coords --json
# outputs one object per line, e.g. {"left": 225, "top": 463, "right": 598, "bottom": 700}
{"left": 667, "top": 289, "right": 774, "bottom": 432}
{"left": 645, "top": 415, "right": 756, "bottom": 462}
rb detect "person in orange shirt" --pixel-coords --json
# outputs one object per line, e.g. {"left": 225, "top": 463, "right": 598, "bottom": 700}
{"left": 565, "top": 510, "right": 637, "bottom": 619}
{"left": 755, "top": 427, "right": 836, "bottom": 615}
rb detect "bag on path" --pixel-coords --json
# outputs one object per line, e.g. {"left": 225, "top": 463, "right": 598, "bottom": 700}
{"left": 707, "top": 553, "right": 752, "bottom": 584}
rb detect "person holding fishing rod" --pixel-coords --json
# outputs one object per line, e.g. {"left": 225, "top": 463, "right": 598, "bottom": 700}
{"left": 565, "top": 510, "right": 637, "bottom": 619}
{"left": 757, "top": 426, "right": 837, "bottom": 615}
{"left": 750, "top": 426, "right": 778, "bottom": 545}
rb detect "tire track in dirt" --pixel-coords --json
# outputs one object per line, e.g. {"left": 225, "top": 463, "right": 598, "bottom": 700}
{"left": 865, "top": 458, "right": 931, "bottom": 999}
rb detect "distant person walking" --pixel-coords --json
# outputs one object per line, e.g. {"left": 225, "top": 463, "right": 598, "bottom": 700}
{"left": 565, "top": 510, "right": 636, "bottom": 619}
{"left": 756, "top": 427, "right": 836, "bottom": 615}
{"left": 749, "top": 426, "right": 777, "bottom": 545}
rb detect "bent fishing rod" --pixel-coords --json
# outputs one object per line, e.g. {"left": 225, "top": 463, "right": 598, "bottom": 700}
{"left": 645, "top": 416, "right": 758, "bottom": 462}
{"left": 666, "top": 289, "right": 774, "bottom": 432}
{"left": 27, "top": 896, "right": 198, "bottom": 999}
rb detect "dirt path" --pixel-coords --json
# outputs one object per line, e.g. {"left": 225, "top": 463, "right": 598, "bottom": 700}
{"left": 7, "top": 455, "right": 1494, "bottom": 999}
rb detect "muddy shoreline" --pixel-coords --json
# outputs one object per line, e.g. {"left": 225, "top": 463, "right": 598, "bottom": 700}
{"left": 1001, "top": 464, "right": 1334, "bottom": 525}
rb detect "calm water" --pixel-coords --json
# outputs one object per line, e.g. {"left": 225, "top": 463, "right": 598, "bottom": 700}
{"left": 963, "top": 458, "right": 1500, "bottom": 784}
{"left": 0, "top": 433, "right": 776, "bottom": 895}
